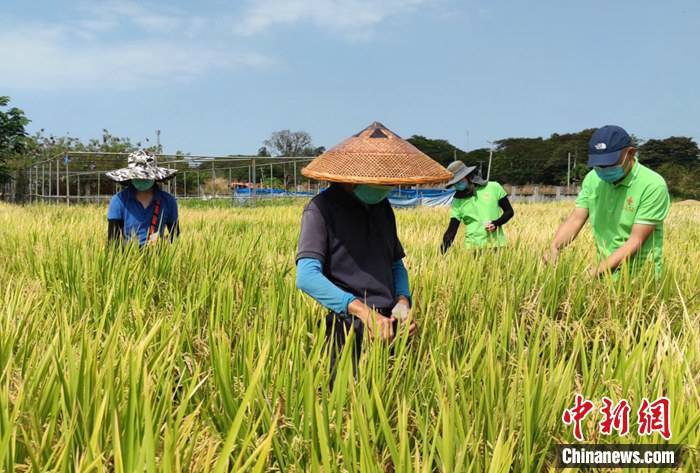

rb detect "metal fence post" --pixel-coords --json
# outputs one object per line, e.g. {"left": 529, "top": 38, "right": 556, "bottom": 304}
{"left": 34, "top": 165, "right": 38, "bottom": 202}
{"left": 66, "top": 161, "right": 70, "bottom": 205}
{"left": 28, "top": 166, "right": 32, "bottom": 203}
{"left": 251, "top": 158, "right": 257, "bottom": 205}
{"left": 34, "top": 165, "right": 38, "bottom": 201}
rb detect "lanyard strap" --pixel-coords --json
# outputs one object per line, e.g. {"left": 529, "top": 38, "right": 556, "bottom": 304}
{"left": 146, "top": 198, "right": 161, "bottom": 242}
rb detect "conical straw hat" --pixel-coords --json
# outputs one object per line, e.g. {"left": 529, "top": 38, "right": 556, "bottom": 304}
{"left": 301, "top": 122, "right": 452, "bottom": 185}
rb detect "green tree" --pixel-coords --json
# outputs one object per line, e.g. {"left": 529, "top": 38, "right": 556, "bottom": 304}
{"left": 405, "top": 130, "right": 700, "bottom": 198}
{"left": 304, "top": 146, "right": 326, "bottom": 157}
{"left": 639, "top": 137, "right": 700, "bottom": 199}
{"left": 263, "top": 130, "right": 314, "bottom": 156}
{"left": 489, "top": 130, "right": 595, "bottom": 185}
{"left": 19, "top": 129, "right": 163, "bottom": 201}
{"left": 407, "top": 135, "right": 469, "bottom": 167}
{"left": 639, "top": 136, "right": 698, "bottom": 167}
{"left": 28, "top": 128, "right": 158, "bottom": 157}
{"left": 0, "top": 96, "right": 30, "bottom": 184}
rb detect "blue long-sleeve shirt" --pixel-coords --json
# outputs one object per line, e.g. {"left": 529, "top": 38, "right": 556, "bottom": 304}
{"left": 296, "top": 257, "right": 411, "bottom": 314}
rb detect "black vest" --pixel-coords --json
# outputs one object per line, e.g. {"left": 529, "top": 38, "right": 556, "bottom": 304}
{"left": 310, "top": 185, "right": 404, "bottom": 310}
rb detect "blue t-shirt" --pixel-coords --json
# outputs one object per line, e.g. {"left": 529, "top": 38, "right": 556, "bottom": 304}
{"left": 107, "top": 186, "right": 178, "bottom": 245}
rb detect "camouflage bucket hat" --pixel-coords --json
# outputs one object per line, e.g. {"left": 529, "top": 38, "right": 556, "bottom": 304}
{"left": 105, "top": 150, "right": 177, "bottom": 183}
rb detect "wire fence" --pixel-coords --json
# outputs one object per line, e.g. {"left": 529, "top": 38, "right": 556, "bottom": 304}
{"left": 1, "top": 151, "right": 582, "bottom": 206}
{"left": 8, "top": 152, "right": 320, "bottom": 205}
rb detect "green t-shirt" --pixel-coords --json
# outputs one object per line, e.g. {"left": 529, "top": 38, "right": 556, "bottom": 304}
{"left": 575, "top": 161, "right": 670, "bottom": 275}
{"left": 451, "top": 181, "right": 508, "bottom": 248}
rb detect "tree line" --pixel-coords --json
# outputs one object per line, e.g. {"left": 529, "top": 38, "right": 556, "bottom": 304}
{"left": 2, "top": 96, "right": 698, "bottom": 200}
{"left": 0, "top": 97, "right": 328, "bottom": 200}
{"left": 409, "top": 131, "right": 700, "bottom": 199}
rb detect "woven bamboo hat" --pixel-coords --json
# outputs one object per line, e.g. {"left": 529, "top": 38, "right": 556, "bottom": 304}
{"left": 301, "top": 121, "right": 452, "bottom": 185}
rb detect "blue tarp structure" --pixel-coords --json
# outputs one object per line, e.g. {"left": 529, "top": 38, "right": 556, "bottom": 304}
{"left": 389, "top": 189, "right": 455, "bottom": 208}
{"left": 231, "top": 187, "right": 455, "bottom": 207}
{"left": 231, "top": 188, "right": 315, "bottom": 204}
{"left": 233, "top": 188, "right": 306, "bottom": 196}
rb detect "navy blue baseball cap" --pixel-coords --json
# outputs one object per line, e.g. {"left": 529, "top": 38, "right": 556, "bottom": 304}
{"left": 587, "top": 125, "right": 632, "bottom": 167}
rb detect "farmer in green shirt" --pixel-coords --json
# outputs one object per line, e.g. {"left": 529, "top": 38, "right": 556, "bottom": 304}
{"left": 441, "top": 161, "right": 514, "bottom": 253}
{"left": 545, "top": 125, "right": 670, "bottom": 277}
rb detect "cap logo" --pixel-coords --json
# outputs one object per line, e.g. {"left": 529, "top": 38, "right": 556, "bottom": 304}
{"left": 595, "top": 143, "right": 607, "bottom": 150}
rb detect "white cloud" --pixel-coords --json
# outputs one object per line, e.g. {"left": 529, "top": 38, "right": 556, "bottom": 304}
{"left": 0, "top": 0, "right": 431, "bottom": 90}
{"left": 0, "top": 1, "right": 273, "bottom": 90}
{"left": 78, "top": 1, "right": 199, "bottom": 34}
{"left": 0, "top": 25, "right": 271, "bottom": 89}
{"left": 234, "top": 0, "right": 431, "bottom": 37}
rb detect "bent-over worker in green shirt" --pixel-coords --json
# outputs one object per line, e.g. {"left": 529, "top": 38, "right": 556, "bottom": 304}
{"left": 441, "top": 160, "right": 514, "bottom": 253}
{"left": 545, "top": 125, "right": 670, "bottom": 277}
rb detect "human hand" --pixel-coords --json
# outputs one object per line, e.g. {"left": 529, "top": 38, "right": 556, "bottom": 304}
{"left": 391, "top": 298, "right": 410, "bottom": 321}
{"left": 146, "top": 233, "right": 160, "bottom": 246}
{"left": 543, "top": 245, "right": 559, "bottom": 265}
{"left": 392, "top": 298, "right": 418, "bottom": 337}
{"left": 484, "top": 222, "right": 497, "bottom": 233}
{"left": 587, "top": 265, "right": 607, "bottom": 279}
{"left": 364, "top": 311, "right": 395, "bottom": 340}
{"left": 403, "top": 319, "right": 418, "bottom": 337}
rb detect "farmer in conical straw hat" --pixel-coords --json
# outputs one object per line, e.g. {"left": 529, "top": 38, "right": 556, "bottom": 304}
{"left": 440, "top": 160, "right": 514, "bottom": 253}
{"left": 105, "top": 150, "right": 180, "bottom": 246}
{"left": 295, "top": 121, "right": 452, "bottom": 387}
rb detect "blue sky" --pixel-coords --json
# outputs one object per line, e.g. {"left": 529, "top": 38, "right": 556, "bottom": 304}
{"left": 1, "top": 0, "right": 698, "bottom": 155}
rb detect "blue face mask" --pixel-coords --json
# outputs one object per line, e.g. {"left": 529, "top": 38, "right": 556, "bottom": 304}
{"left": 594, "top": 164, "right": 626, "bottom": 183}
{"left": 594, "top": 152, "right": 633, "bottom": 183}
{"left": 132, "top": 179, "right": 155, "bottom": 191}
{"left": 454, "top": 180, "right": 468, "bottom": 191}
{"left": 353, "top": 184, "right": 393, "bottom": 205}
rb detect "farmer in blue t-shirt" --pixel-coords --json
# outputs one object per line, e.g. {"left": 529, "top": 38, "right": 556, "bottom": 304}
{"left": 105, "top": 150, "right": 180, "bottom": 246}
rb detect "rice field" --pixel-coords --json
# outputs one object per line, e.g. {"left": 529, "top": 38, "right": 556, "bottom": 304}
{"left": 0, "top": 200, "right": 699, "bottom": 472}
